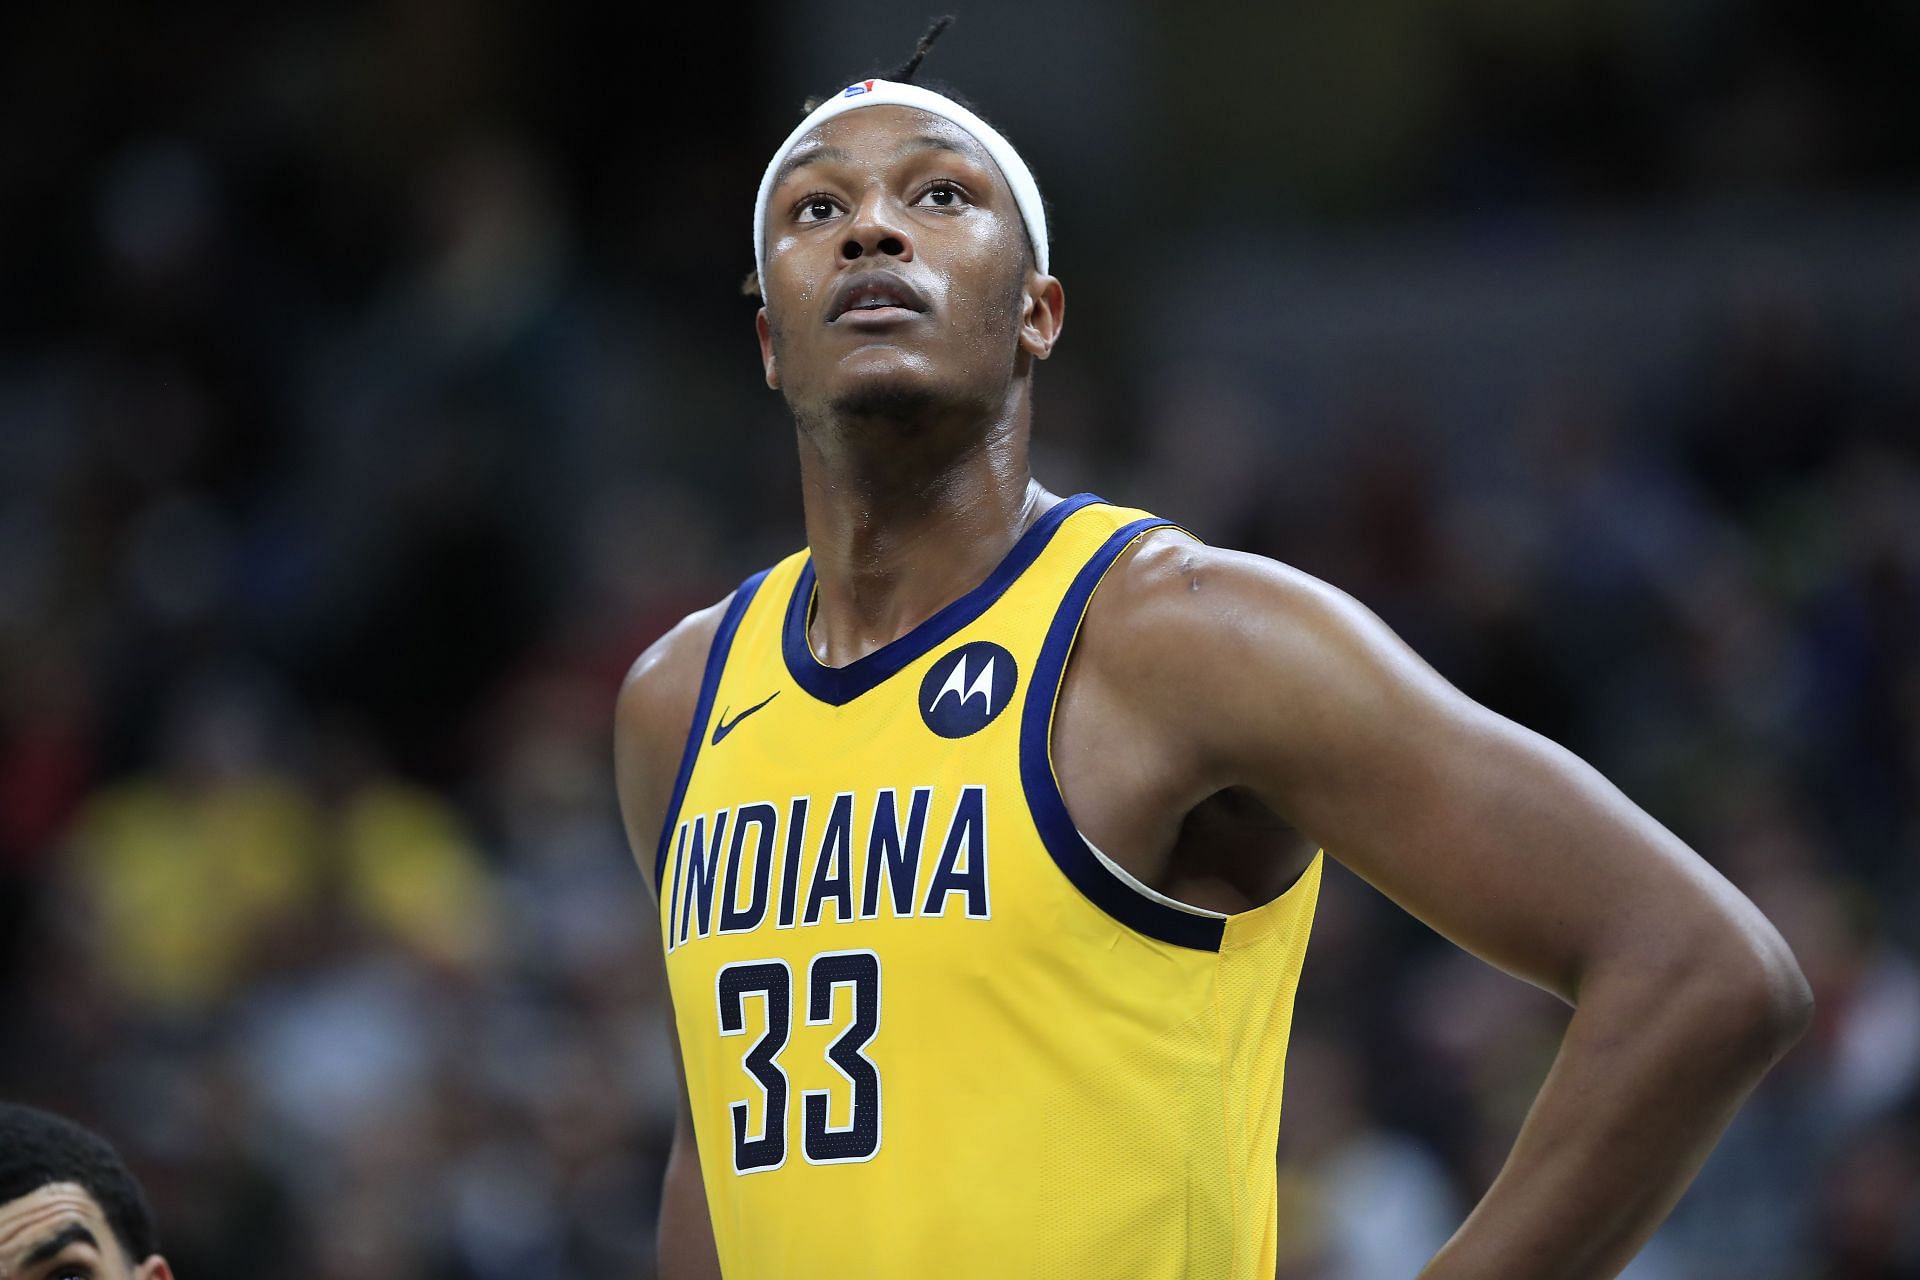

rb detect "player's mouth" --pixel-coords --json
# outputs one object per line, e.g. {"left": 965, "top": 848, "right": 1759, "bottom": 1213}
{"left": 826, "top": 271, "right": 929, "bottom": 326}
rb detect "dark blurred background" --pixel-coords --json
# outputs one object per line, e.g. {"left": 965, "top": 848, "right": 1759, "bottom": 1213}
{"left": 2, "top": 1, "right": 1917, "bottom": 1276}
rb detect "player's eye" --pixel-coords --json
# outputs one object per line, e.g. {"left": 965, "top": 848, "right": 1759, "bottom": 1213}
{"left": 794, "top": 195, "right": 841, "bottom": 224}
{"left": 917, "top": 182, "right": 969, "bottom": 209}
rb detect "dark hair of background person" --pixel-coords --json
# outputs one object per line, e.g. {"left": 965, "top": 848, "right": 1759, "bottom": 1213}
{"left": 0, "top": 1102, "right": 160, "bottom": 1264}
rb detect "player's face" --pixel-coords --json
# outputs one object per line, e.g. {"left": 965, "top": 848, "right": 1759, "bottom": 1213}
{"left": 0, "top": 1184, "right": 172, "bottom": 1280}
{"left": 755, "top": 106, "right": 1062, "bottom": 422}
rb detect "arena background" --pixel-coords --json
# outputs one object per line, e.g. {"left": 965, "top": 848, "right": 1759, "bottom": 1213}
{"left": 2, "top": 1, "right": 1917, "bottom": 1276}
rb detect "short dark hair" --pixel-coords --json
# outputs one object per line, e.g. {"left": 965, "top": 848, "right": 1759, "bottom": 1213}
{"left": 0, "top": 1103, "right": 159, "bottom": 1263}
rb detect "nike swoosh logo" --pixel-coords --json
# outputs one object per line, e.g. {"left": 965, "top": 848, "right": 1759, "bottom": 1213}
{"left": 710, "top": 691, "right": 780, "bottom": 745}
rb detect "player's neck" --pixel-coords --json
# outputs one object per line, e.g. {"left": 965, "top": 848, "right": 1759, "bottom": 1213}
{"left": 795, "top": 404, "right": 1049, "bottom": 669}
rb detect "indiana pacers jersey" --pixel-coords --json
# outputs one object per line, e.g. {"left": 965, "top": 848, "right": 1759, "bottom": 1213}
{"left": 654, "top": 494, "right": 1322, "bottom": 1278}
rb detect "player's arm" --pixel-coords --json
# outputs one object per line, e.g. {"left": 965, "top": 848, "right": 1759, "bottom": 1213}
{"left": 1107, "top": 536, "right": 1812, "bottom": 1280}
{"left": 614, "top": 599, "right": 732, "bottom": 1280}
{"left": 657, "top": 1030, "right": 718, "bottom": 1280}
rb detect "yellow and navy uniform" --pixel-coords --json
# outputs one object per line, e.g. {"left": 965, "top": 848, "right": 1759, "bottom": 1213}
{"left": 655, "top": 495, "right": 1321, "bottom": 1278}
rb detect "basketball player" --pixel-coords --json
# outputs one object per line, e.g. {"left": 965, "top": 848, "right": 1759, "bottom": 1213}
{"left": 0, "top": 1103, "right": 174, "bottom": 1280}
{"left": 614, "top": 28, "right": 1812, "bottom": 1279}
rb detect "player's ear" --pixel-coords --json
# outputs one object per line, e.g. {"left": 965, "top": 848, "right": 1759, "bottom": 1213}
{"left": 133, "top": 1256, "right": 174, "bottom": 1280}
{"left": 1017, "top": 274, "right": 1064, "bottom": 361}
{"left": 756, "top": 307, "right": 780, "bottom": 389}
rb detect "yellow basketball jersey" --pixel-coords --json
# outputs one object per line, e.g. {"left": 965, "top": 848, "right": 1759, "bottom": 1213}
{"left": 654, "top": 495, "right": 1322, "bottom": 1278}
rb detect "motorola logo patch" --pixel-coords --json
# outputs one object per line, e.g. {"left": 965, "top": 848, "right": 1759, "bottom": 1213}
{"left": 919, "top": 641, "right": 1018, "bottom": 739}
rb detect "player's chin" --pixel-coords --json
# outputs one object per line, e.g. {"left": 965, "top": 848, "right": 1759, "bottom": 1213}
{"left": 826, "top": 368, "right": 952, "bottom": 425}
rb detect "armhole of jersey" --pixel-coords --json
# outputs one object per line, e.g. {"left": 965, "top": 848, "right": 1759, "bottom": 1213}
{"left": 652, "top": 568, "right": 770, "bottom": 885}
{"left": 1018, "top": 519, "right": 1229, "bottom": 952}
{"left": 1082, "top": 835, "right": 1229, "bottom": 921}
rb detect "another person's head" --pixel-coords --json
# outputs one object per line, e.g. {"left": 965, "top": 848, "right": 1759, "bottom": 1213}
{"left": 0, "top": 1103, "right": 172, "bottom": 1280}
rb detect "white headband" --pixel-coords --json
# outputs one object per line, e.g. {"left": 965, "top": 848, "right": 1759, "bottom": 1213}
{"left": 752, "top": 78, "right": 1049, "bottom": 286}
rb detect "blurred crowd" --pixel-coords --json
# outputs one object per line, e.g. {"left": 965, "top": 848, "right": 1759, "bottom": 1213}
{"left": 2, "top": 2, "right": 1918, "bottom": 1278}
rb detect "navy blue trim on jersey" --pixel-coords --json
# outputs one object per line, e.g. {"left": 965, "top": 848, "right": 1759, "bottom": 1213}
{"left": 1018, "top": 518, "right": 1227, "bottom": 952}
{"left": 654, "top": 570, "right": 770, "bottom": 886}
{"left": 781, "top": 492, "right": 1103, "bottom": 706}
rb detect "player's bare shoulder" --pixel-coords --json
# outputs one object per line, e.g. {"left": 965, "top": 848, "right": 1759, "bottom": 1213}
{"left": 614, "top": 593, "right": 738, "bottom": 897}
{"left": 1080, "top": 527, "right": 1374, "bottom": 691}
{"left": 1072, "top": 525, "right": 1442, "bottom": 781}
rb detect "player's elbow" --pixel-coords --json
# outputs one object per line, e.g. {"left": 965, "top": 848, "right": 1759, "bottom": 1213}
{"left": 1746, "top": 932, "right": 1815, "bottom": 1057}
{"left": 1594, "top": 887, "right": 1815, "bottom": 1069}
{"left": 1687, "top": 909, "right": 1814, "bottom": 1065}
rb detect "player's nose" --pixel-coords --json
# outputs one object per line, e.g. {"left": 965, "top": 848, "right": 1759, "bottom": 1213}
{"left": 840, "top": 190, "right": 914, "bottom": 264}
